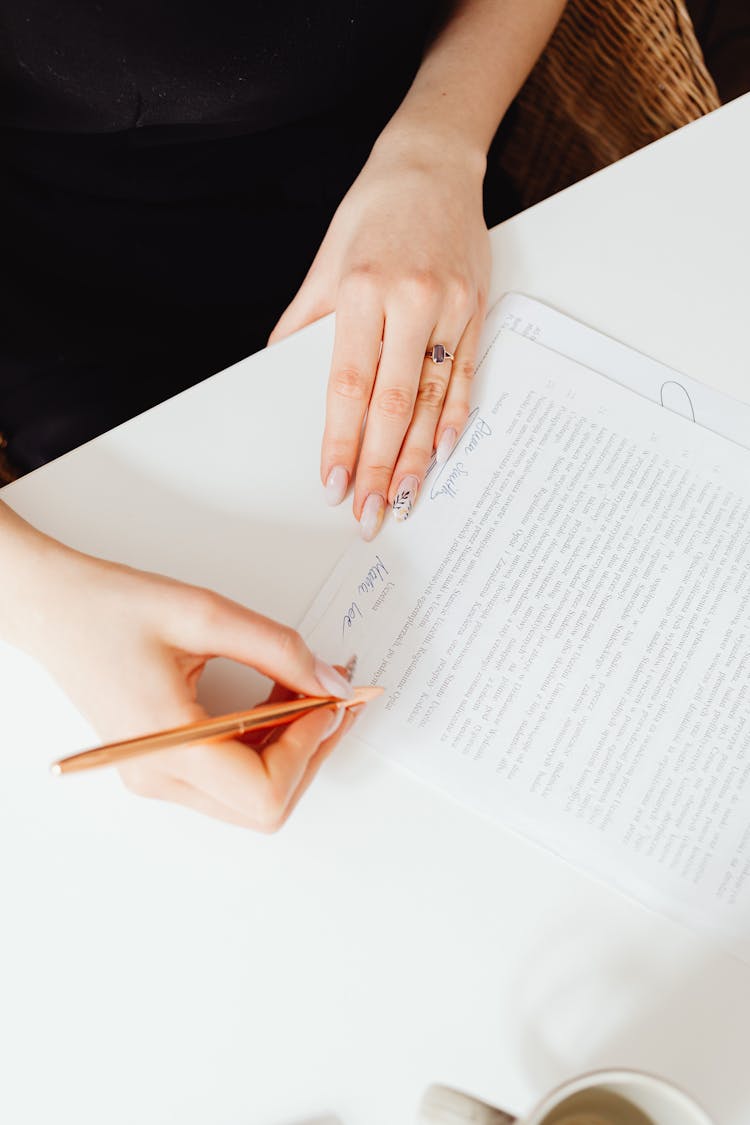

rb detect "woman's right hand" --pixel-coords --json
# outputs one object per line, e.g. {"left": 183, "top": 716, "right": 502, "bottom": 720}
{"left": 0, "top": 501, "right": 361, "bottom": 830}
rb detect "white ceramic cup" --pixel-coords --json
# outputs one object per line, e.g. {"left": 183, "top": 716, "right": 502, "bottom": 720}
{"left": 419, "top": 1069, "right": 715, "bottom": 1125}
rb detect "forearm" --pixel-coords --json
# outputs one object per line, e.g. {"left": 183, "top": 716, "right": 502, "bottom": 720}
{"left": 378, "top": 0, "right": 567, "bottom": 165}
{"left": 0, "top": 500, "right": 71, "bottom": 649}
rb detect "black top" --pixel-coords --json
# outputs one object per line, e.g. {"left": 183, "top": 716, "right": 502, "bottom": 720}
{"left": 0, "top": 2, "right": 516, "bottom": 477}
{"left": 0, "top": 1, "right": 442, "bottom": 135}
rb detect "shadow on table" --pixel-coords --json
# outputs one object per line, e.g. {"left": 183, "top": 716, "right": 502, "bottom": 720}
{"left": 510, "top": 922, "right": 750, "bottom": 1122}
{"left": 280, "top": 1117, "right": 342, "bottom": 1125}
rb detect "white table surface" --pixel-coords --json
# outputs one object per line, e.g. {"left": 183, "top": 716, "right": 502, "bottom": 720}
{"left": 1, "top": 95, "right": 749, "bottom": 1125}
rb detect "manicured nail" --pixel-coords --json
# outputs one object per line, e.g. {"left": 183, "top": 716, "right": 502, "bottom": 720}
{"left": 359, "top": 493, "right": 385, "bottom": 541}
{"left": 324, "top": 705, "right": 346, "bottom": 738}
{"left": 314, "top": 657, "right": 354, "bottom": 699}
{"left": 435, "top": 427, "right": 457, "bottom": 466}
{"left": 392, "top": 475, "right": 419, "bottom": 522}
{"left": 324, "top": 465, "right": 349, "bottom": 506}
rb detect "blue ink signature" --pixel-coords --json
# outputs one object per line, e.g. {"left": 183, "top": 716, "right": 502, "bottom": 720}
{"left": 357, "top": 554, "right": 389, "bottom": 596}
{"left": 342, "top": 601, "right": 364, "bottom": 637}
{"left": 342, "top": 554, "right": 390, "bottom": 636}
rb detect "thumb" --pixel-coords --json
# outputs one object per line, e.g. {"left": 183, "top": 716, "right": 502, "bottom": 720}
{"left": 188, "top": 594, "right": 353, "bottom": 700}
{"left": 268, "top": 272, "right": 334, "bottom": 345}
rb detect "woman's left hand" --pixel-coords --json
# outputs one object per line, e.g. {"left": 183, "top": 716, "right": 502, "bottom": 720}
{"left": 269, "top": 129, "right": 490, "bottom": 540}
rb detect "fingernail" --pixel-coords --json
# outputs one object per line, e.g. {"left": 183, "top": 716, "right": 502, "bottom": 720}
{"left": 435, "top": 427, "right": 457, "bottom": 466}
{"left": 314, "top": 656, "right": 354, "bottom": 699}
{"left": 324, "top": 705, "right": 346, "bottom": 738}
{"left": 359, "top": 493, "right": 385, "bottom": 541}
{"left": 392, "top": 475, "right": 419, "bottom": 522}
{"left": 339, "top": 702, "right": 366, "bottom": 736}
{"left": 324, "top": 465, "right": 349, "bottom": 507}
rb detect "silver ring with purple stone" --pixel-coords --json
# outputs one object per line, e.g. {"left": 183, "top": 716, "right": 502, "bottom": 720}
{"left": 425, "top": 344, "right": 455, "bottom": 365}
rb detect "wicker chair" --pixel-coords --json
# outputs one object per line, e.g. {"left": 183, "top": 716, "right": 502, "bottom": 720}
{"left": 497, "top": 0, "right": 720, "bottom": 209}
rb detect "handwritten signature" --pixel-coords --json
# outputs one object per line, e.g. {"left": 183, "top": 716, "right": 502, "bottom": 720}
{"left": 342, "top": 601, "right": 364, "bottom": 635}
{"left": 464, "top": 413, "right": 493, "bottom": 453}
{"left": 342, "top": 554, "right": 390, "bottom": 637}
{"left": 431, "top": 461, "right": 469, "bottom": 499}
{"left": 358, "top": 554, "right": 389, "bottom": 596}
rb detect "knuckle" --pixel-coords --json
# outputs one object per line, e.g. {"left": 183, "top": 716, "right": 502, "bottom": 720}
{"left": 341, "top": 263, "right": 382, "bottom": 301}
{"left": 449, "top": 273, "right": 475, "bottom": 309}
{"left": 274, "top": 625, "right": 305, "bottom": 663}
{"left": 411, "top": 436, "right": 434, "bottom": 459}
{"left": 186, "top": 587, "right": 224, "bottom": 632}
{"left": 375, "top": 385, "right": 414, "bottom": 420}
{"left": 416, "top": 377, "right": 447, "bottom": 409}
{"left": 453, "top": 357, "right": 475, "bottom": 384}
{"left": 330, "top": 366, "right": 370, "bottom": 400}
{"left": 323, "top": 438, "right": 354, "bottom": 466}
{"left": 345, "top": 260, "right": 382, "bottom": 286}
{"left": 399, "top": 269, "right": 441, "bottom": 306}
{"left": 403, "top": 443, "right": 433, "bottom": 466}
{"left": 359, "top": 462, "right": 394, "bottom": 481}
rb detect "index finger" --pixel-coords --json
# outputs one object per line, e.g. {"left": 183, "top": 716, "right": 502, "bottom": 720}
{"left": 179, "top": 593, "right": 353, "bottom": 701}
{"left": 321, "top": 276, "right": 384, "bottom": 505}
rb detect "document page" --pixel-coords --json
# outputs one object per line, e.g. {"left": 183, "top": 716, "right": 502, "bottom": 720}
{"left": 497, "top": 292, "right": 750, "bottom": 449}
{"left": 301, "top": 313, "right": 750, "bottom": 958}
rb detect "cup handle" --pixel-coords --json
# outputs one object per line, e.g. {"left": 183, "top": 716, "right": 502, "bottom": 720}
{"left": 418, "top": 1084, "right": 517, "bottom": 1124}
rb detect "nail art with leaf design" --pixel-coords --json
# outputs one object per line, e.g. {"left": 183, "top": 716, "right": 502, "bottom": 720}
{"left": 392, "top": 475, "right": 419, "bottom": 522}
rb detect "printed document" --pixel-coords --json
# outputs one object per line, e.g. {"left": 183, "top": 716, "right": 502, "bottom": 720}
{"left": 301, "top": 298, "right": 750, "bottom": 958}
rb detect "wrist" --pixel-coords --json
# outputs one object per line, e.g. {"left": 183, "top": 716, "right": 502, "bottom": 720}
{"left": 372, "top": 115, "right": 488, "bottom": 184}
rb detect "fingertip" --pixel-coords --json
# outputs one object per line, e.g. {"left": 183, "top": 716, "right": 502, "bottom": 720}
{"left": 435, "top": 425, "right": 458, "bottom": 465}
{"left": 358, "top": 493, "right": 386, "bottom": 541}
{"left": 323, "top": 704, "right": 346, "bottom": 739}
{"left": 319, "top": 700, "right": 364, "bottom": 750}
{"left": 391, "top": 473, "right": 419, "bottom": 522}
{"left": 314, "top": 657, "right": 354, "bottom": 699}
{"left": 324, "top": 464, "right": 350, "bottom": 506}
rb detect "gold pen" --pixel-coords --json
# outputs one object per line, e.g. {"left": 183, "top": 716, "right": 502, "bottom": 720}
{"left": 51, "top": 685, "right": 383, "bottom": 776}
